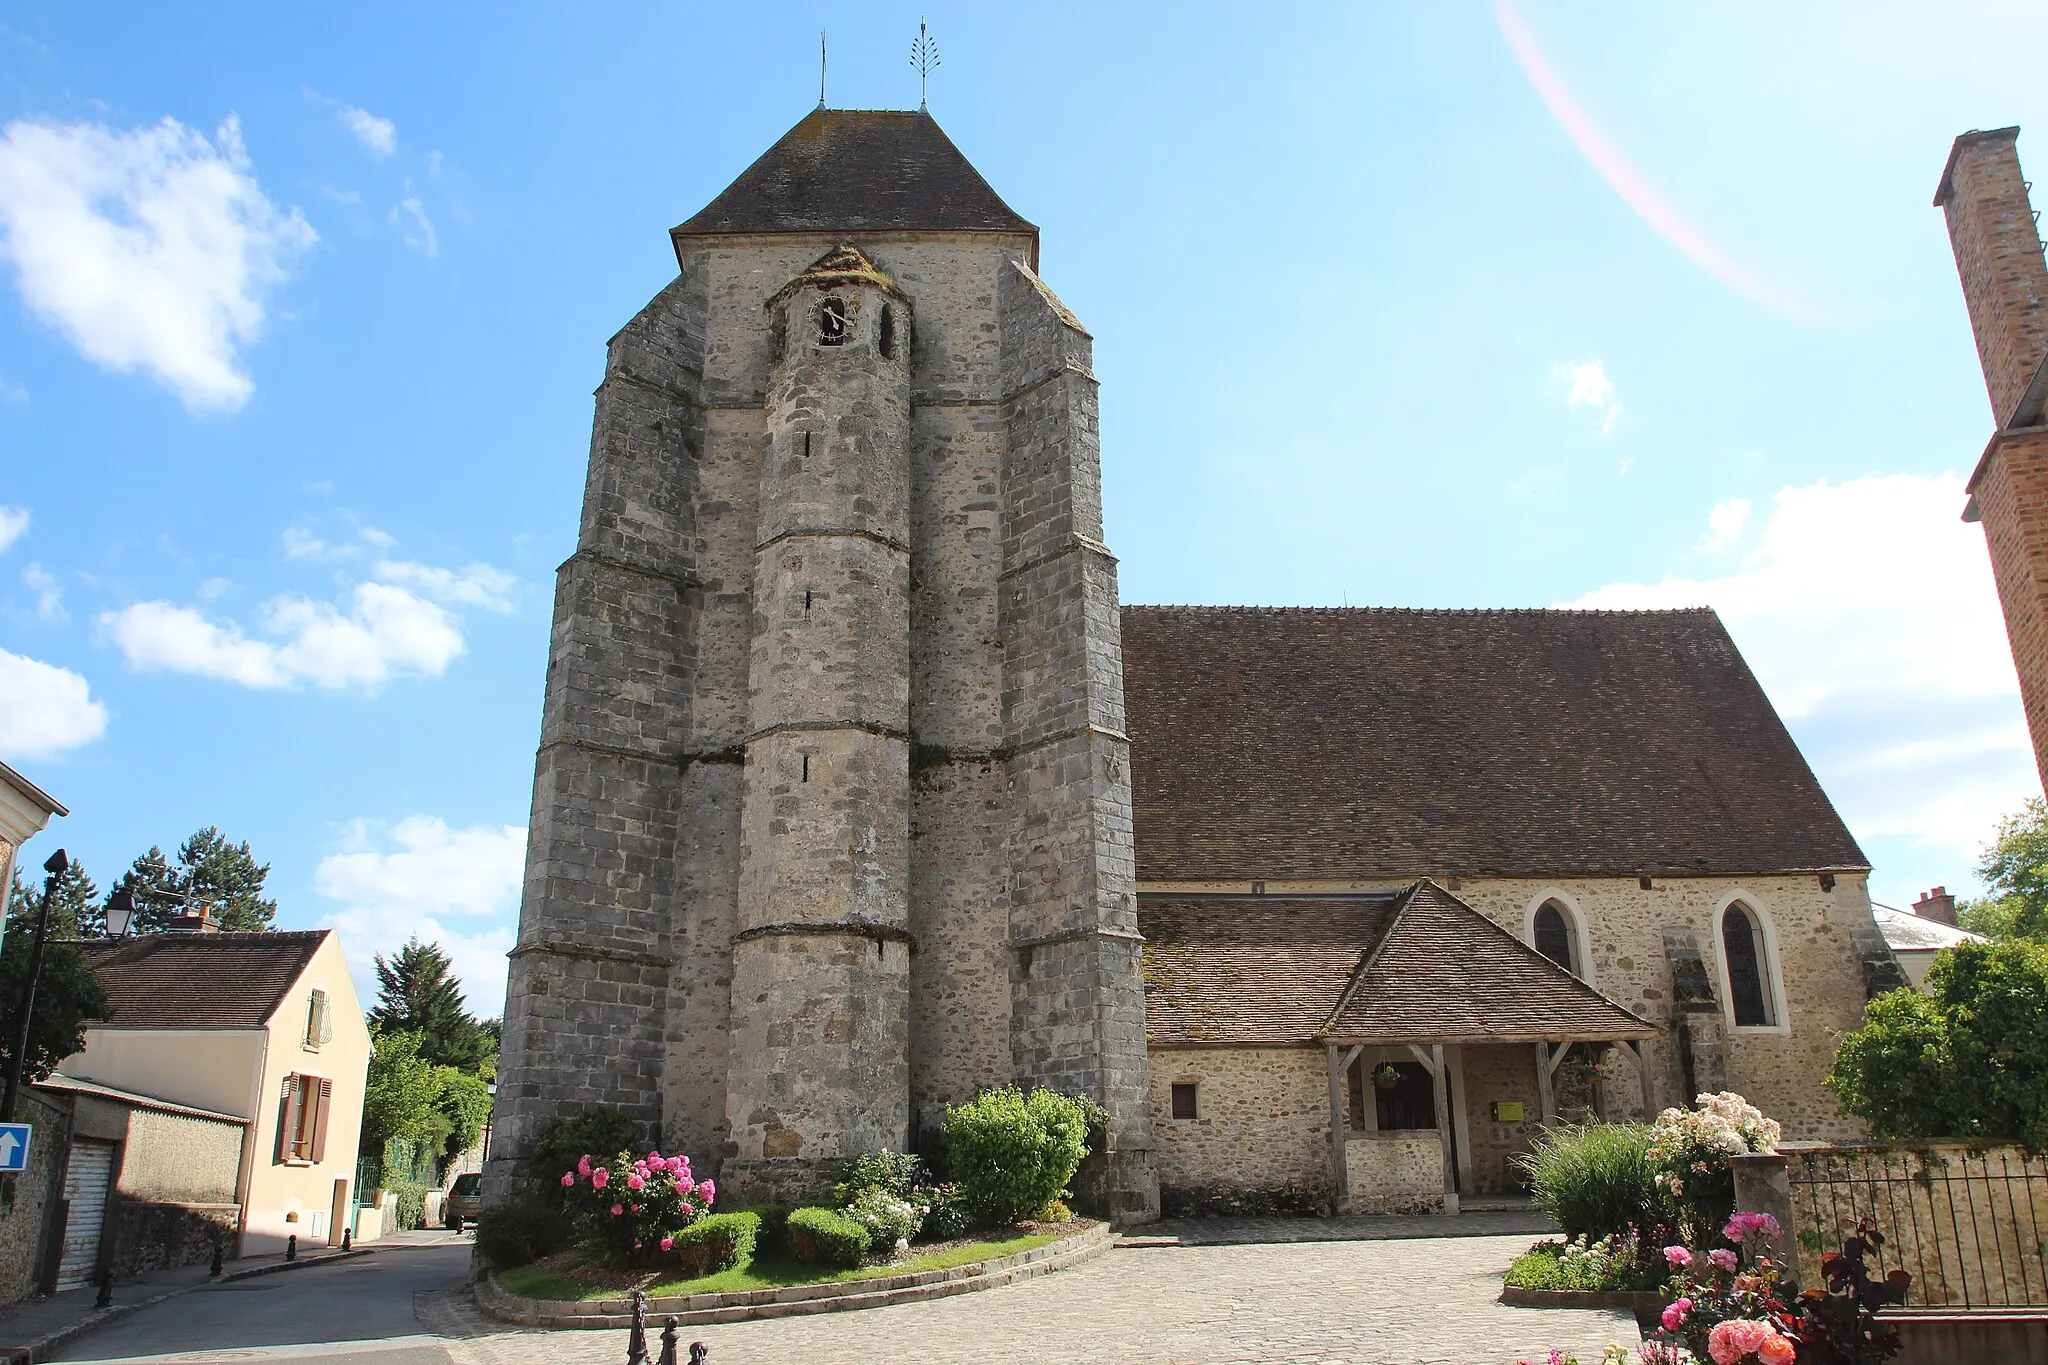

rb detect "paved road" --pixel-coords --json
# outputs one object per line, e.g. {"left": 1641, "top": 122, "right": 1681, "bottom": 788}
{"left": 53, "top": 1230, "right": 1636, "bottom": 1365}
{"left": 54, "top": 1245, "right": 472, "bottom": 1365}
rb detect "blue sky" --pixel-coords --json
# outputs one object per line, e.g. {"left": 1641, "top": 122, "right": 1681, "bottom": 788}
{"left": 3, "top": 2, "right": 2043, "bottom": 1014}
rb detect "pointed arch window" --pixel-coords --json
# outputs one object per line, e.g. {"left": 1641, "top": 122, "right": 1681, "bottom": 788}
{"left": 818, "top": 297, "right": 848, "bottom": 346}
{"left": 1534, "top": 901, "right": 1579, "bottom": 978}
{"left": 1721, "top": 902, "right": 1776, "bottom": 1027}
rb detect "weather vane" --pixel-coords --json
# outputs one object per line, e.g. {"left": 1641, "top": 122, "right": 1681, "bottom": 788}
{"left": 910, "top": 18, "right": 939, "bottom": 111}
{"left": 819, "top": 30, "right": 828, "bottom": 109}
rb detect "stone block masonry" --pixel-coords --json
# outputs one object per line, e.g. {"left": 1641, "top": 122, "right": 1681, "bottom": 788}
{"left": 486, "top": 127, "right": 1158, "bottom": 1220}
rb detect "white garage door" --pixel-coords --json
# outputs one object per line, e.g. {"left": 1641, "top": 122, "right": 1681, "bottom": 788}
{"left": 58, "top": 1139, "right": 116, "bottom": 1291}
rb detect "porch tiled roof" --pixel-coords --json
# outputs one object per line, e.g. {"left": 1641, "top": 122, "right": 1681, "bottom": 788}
{"left": 1324, "top": 881, "right": 1655, "bottom": 1044}
{"left": 1140, "top": 881, "right": 1655, "bottom": 1048}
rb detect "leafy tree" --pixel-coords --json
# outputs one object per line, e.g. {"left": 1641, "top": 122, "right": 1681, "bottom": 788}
{"left": 7, "top": 859, "right": 102, "bottom": 939}
{"left": 434, "top": 1067, "right": 494, "bottom": 1162}
{"left": 361, "top": 1029, "right": 444, "bottom": 1156}
{"left": 1828, "top": 939, "right": 2048, "bottom": 1147}
{"left": 1959, "top": 798, "right": 2048, "bottom": 941}
{"left": 371, "top": 938, "right": 488, "bottom": 1072}
{"left": 108, "top": 830, "right": 277, "bottom": 933}
{"left": 0, "top": 878, "right": 108, "bottom": 1083}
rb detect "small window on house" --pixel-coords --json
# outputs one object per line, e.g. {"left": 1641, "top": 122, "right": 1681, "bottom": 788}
{"left": 879, "top": 304, "right": 895, "bottom": 359}
{"left": 1375, "top": 1062, "right": 1437, "bottom": 1131}
{"left": 1170, "top": 1082, "right": 1198, "bottom": 1120}
{"left": 1534, "top": 901, "right": 1579, "bottom": 978}
{"left": 276, "top": 1073, "right": 333, "bottom": 1164}
{"left": 305, "top": 989, "right": 333, "bottom": 1049}
{"left": 818, "top": 297, "right": 847, "bottom": 346}
{"left": 1722, "top": 903, "right": 1776, "bottom": 1027}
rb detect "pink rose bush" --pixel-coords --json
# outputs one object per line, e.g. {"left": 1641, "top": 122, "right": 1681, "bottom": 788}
{"left": 559, "top": 1147, "right": 716, "bottom": 1265}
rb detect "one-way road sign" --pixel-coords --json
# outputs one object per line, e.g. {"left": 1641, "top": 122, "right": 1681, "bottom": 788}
{"left": 0, "top": 1124, "right": 33, "bottom": 1172}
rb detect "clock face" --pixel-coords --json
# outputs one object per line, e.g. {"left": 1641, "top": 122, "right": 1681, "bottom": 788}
{"left": 819, "top": 298, "right": 848, "bottom": 345}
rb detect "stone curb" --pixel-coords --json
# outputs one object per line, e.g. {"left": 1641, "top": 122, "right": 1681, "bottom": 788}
{"left": 477, "top": 1223, "right": 1113, "bottom": 1329}
{"left": 1498, "top": 1285, "right": 1665, "bottom": 1313}
{"left": 0, "top": 1247, "right": 375, "bottom": 1363}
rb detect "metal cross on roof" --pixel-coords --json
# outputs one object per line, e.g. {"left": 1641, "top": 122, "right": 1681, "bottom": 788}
{"left": 910, "top": 18, "right": 940, "bottom": 111}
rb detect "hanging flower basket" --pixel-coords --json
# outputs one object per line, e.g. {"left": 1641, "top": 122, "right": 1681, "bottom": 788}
{"left": 1371, "top": 1063, "right": 1402, "bottom": 1091}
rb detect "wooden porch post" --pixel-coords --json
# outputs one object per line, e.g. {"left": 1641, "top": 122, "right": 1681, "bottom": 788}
{"left": 1534, "top": 1042, "right": 1556, "bottom": 1124}
{"left": 1430, "top": 1043, "right": 1458, "bottom": 1216}
{"left": 1627, "top": 1039, "right": 1656, "bottom": 1118}
{"left": 1326, "top": 1044, "right": 1361, "bottom": 1214}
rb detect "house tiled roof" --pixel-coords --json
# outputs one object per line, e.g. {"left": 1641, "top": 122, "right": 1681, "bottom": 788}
{"left": 1872, "top": 906, "right": 1985, "bottom": 953}
{"left": 1323, "top": 881, "right": 1655, "bottom": 1045}
{"left": 84, "top": 931, "right": 327, "bottom": 1030}
{"left": 1121, "top": 605, "right": 1868, "bottom": 882}
{"left": 1142, "top": 896, "right": 1400, "bottom": 1046}
{"left": 673, "top": 109, "right": 1036, "bottom": 240}
{"left": 1140, "top": 883, "right": 1654, "bottom": 1048}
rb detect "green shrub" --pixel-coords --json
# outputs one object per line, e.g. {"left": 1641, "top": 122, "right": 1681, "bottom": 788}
{"left": 739, "top": 1203, "right": 788, "bottom": 1253}
{"left": 387, "top": 1179, "right": 427, "bottom": 1232}
{"left": 833, "top": 1151, "right": 922, "bottom": 1205}
{"left": 668, "top": 1210, "right": 759, "bottom": 1279}
{"left": 528, "top": 1109, "right": 642, "bottom": 1197}
{"left": 944, "top": 1086, "right": 1092, "bottom": 1226}
{"left": 1502, "top": 1232, "right": 1662, "bottom": 1293}
{"left": 841, "top": 1188, "right": 923, "bottom": 1256}
{"left": 916, "top": 1183, "right": 973, "bottom": 1242}
{"left": 1512, "top": 1122, "right": 1672, "bottom": 1241}
{"left": 786, "top": 1206, "right": 869, "bottom": 1268}
{"left": 474, "top": 1196, "right": 571, "bottom": 1269}
{"left": 1033, "top": 1199, "right": 1073, "bottom": 1224}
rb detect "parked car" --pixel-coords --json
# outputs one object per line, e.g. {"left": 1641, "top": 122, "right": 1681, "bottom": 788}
{"left": 444, "top": 1171, "right": 483, "bottom": 1231}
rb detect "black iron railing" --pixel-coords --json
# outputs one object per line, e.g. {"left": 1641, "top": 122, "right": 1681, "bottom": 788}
{"left": 1786, "top": 1144, "right": 2048, "bottom": 1309}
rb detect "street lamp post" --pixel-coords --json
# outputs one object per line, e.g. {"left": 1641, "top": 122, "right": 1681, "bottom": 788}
{"left": 2, "top": 849, "right": 68, "bottom": 1124}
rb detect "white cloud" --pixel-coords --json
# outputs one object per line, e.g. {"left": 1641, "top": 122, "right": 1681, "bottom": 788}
{"left": 21, "top": 562, "right": 61, "bottom": 619}
{"left": 1565, "top": 472, "right": 2033, "bottom": 857}
{"left": 0, "top": 648, "right": 107, "bottom": 761}
{"left": 339, "top": 106, "right": 396, "bottom": 157}
{"left": 314, "top": 816, "right": 526, "bottom": 1016}
{"left": 389, "top": 191, "right": 437, "bottom": 258}
{"left": 0, "top": 114, "right": 313, "bottom": 411}
{"left": 100, "top": 581, "right": 464, "bottom": 690}
{"left": 0, "top": 373, "right": 24, "bottom": 404}
{"left": 1698, "top": 497, "right": 1751, "bottom": 553}
{"left": 0, "top": 506, "right": 25, "bottom": 553}
{"left": 281, "top": 525, "right": 354, "bottom": 562}
{"left": 1555, "top": 358, "right": 1622, "bottom": 438}
{"left": 371, "top": 560, "right": 515, "bottom": 612}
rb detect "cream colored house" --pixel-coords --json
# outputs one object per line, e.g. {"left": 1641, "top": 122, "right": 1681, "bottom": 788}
{"left": 60, "top": 927, "right": 371, "bottom": 1255}
{"left": 0, "top": 759, "right": 66, "bottom": 915}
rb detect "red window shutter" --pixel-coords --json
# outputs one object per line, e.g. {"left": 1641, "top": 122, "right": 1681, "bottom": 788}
{"left": 310, "top": 1078, "right": 333, "bottom": 1162}
{"left": 277, "top": 1075, "right": 302, "bottom": 1163}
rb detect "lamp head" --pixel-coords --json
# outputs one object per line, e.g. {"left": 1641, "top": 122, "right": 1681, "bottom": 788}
{"left": 104, "top": 887, "right": 136, "bottom": 940}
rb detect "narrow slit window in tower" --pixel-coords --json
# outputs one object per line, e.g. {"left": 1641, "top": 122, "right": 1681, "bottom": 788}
{"left": 819, "top": 297, "right": 847, "bottom": 346}
{"left": 801, "top": 753, "right": 809, "bottom": 783}
{"left": 879, "top": 304, "right": 895, "bottom": 359}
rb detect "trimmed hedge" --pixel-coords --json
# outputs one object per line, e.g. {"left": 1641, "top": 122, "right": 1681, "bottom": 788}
{"left": 740, "top": 1203, "right": 788, "bottom": 1255}
{"left": 669, "top": 1211, "right": 759, "bottom": 1279}
{"left": 786, "top": 1206, "right": 868, "bottom": 1269}
{"left": 945, "top": 1087, "right": 1091, "bottom": 1226}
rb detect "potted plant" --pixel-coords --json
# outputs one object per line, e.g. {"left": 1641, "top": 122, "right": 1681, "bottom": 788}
{"left": 1371, "top": 1063, "right": 1402, "bottom": 1091}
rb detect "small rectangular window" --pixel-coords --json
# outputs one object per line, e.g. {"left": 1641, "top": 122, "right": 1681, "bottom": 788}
{"left": 305, "top": 989, "right": 332, "bottom": 1049}
{"left": 1170, "top": 1082, "right": 1198, "bottom": 1120}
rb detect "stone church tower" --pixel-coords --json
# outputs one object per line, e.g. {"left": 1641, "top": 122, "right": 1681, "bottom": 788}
{"left": 487, "top": 107, "right": 1159, "bottom": 1221}
{"left": 1939, "top": 128, "right": 2048, "bottom": 790}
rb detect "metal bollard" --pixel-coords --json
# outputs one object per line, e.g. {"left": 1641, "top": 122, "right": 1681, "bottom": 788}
{"left": 95, "top": 1262, "right": 112, "bottom": 1309}
{"left": 286, "top": 1234, "right": 297, "bottom": 1262}
{"left": 657, "top": 1317, "right": 679, "bottom": 1365}
{"left": 625, "top": 1288, "right": 649, "bottom": 1365}
{"left": 341, "top": 1228, "right": 352, "bottom": 1252}
{"left": 209, "top": 1242, "right": 223, "bottom": 1277}
{"left": 688, "top": 1343, "right": 708, "bottom": 1364}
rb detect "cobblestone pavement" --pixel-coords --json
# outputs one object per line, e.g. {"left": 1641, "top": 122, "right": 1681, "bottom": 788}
{"left": 419, "top": 1234, "right": 1638, "bottom": 1365}
{"left": 1131, "top": 1211, "right": 1558, "bottom": 1246}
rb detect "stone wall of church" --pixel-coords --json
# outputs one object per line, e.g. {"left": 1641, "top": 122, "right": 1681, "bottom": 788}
{"left": 1149, "top": 1048, "right": 1330, "bottom": 1217}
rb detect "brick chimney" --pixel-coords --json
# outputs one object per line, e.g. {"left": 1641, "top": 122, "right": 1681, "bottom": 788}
{"left": 1913, "top": 886, "right": 1958, "bottom": 928}
{"left": 1938, "top": 128, "right": 2048, "bottom": 790}
{"left": 165, "top": 906, "right": 219, "bottom": 933}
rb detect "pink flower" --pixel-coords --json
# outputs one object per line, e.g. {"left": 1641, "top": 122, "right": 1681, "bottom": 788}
{"left": 1758, "top": 1337, "right": 1796, "bottom": 1365}
{"left": 679, "top": 1202, "right": 694, "bottom": 1218}
{"left": 611, "top": 1203, "right": 624, "bottom": 1217}
{"left": 577, "top": 1155, "right": 591, "bottom": 1177}
{"left": 1707, "top": 1319, "right": 1776, "bottom": 1365}
{"left": 1663, "top": 1246, "right": 1693, "bottom": 1268}
{"left": 660, "top": 1236, "right": 675, "bottom": 1251}
{"left": 698, "top": 1179, "right": 715, "bottom": 1205}
{"left": 627, "top": 1173, "right": 646, "bottom": 1191}
{"left": 1660, "top": 1297, "right": 1692, "bottom": 1332}
{"left": 1710, "top": 1248, "right": 1740, "bottom": 1273}
{"left": 648, "top": 1150, "right": 662, "bottom": 1164}
{"left": 1724, "top": 1211, "right": 1783, "bottom": 1244}
{"left": 592, "top": 1168, "right": 610, "bottom": 1189}
{"left": 675, "top": 1175, "right": 695, "bottom": 1195}
{"left": 560, "top": 1172, "right": 576, "bottom": 1187}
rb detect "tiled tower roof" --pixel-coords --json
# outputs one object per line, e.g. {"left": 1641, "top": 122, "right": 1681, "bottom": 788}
{"left": 673, "top": 108, "right": 1036, "bottom": 240}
